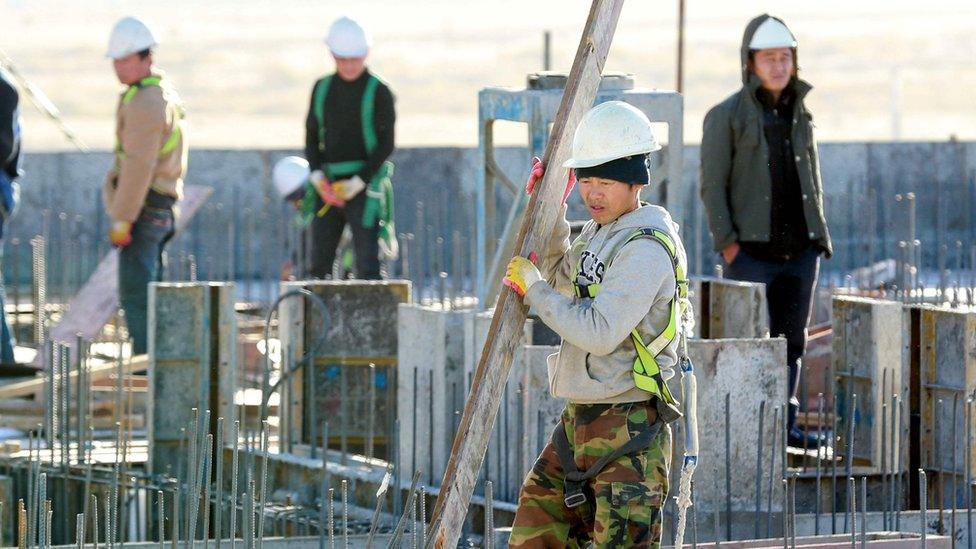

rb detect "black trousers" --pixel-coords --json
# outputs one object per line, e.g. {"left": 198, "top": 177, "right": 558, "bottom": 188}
{"left": 725, "top": 246, "right": 820, "bottom": 422}
{"left": 308, "top": 191, "right": 380, "bottom": 280}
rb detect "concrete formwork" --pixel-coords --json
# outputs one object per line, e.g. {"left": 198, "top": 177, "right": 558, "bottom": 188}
{"left": 517, "top": 345, "right": 565, "bottom": 484}
{"left": 396, "top": 305, "right": 532, "bottom": 500}
{"left": 147, "top": 282, "right": 237, "bottom": 476}
{"left": 909, "top": 305, "right": 976, "bottom": 497}
{"left": 690, "top": 278, "right": 769, "bottom": 339}
{"left": 396, "top": 304, "right": 468, "bottom": 488}
{"left": 681, "top": 338, "right": 788, "bottom": 518}
{"left": 278, "top": 280, "right": 410, "bottom": 457}
{"left": 832, "top": 296, "right": 905, "bottom": 472}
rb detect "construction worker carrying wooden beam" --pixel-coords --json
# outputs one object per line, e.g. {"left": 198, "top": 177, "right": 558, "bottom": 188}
{"left": 302, "top": 15, "right": 397, "bottom": 280}
{"left": 102, "top": 16, "right": 187, "bottom": 355}
{"left": 504, "top": 101, "right": 694, "bottom": 548}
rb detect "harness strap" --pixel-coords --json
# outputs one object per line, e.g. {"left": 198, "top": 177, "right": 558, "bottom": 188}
{"left": 551, "top": 411, "right": 662, "bottom": 508}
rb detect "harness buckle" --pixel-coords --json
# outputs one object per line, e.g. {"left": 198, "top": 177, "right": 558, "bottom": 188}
{"left": 563, "top": 488, "right": 588, "bottom": 509}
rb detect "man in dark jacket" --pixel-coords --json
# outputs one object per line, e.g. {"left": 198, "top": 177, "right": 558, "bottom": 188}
{"left": 303, "top": 15, "right": 396, "bottom": 280}
{"left": 0, "top": 69, "right": 22, "bottom": 363}
{"left": 700, "top": 14, "right": 832, "bottom": 447}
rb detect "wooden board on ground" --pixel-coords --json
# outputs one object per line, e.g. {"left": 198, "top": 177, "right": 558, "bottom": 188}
{"left": 0, "top": 354, "right": 147, "bottom": 399}
{"left": 33, "top": 185, "right": 213, "bottom": 366}
{"left": 426, "top": 2, "right": 625, "bottom": 547}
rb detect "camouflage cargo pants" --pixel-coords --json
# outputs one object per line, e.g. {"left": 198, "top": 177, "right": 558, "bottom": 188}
{"left": 510, "top": 400, "right": 672, "bottom": 548}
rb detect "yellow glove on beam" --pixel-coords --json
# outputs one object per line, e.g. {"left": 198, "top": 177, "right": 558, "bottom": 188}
{"left": 503, "top": 253, "right": 542, "bottom": 297}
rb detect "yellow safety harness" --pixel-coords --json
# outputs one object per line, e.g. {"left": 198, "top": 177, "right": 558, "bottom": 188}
{"left": 115, "top": 76, "right": 184, "bottom": 163}
{"left": 573, "top": 227, "right": 689, "bottom": 407}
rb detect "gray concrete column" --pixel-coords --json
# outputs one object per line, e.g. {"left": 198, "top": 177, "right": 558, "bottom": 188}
{"left": 832, "top": 296, "right": 903, "bottom": 473}
{"left": 278, "top": 280, "right": 411, "bottom": 457}
{"left": 690, "top": 277, "right": 769, "bottom": 339}
{"left": 147, "top": 282, "right": 237, "bottom": 476}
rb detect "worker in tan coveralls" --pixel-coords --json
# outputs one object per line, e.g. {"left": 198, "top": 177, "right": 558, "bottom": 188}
{"left": 102, "top": 16, "right": 187, "bottom": 355}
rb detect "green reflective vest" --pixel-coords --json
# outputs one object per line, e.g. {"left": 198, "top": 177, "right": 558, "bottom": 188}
{"left": 573, "top": 227, "right": 688, "bottom": 406}
{"left": 114, "top": 76, "right": 183, "bottom": 164}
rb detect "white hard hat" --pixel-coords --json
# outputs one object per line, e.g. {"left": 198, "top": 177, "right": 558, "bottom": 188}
{"left": 106, "top": 16, "right": 158, "bottom": 60}
{"left": 325, "top": 16, "right": 371, "bottom": 58}
{"left": 272, "top": 156, "right": 311, "bottom": 199}
{"left": 749, "top": 17, "right": 797, "bottom": 50}
{"left": 563, "top": 101, "right": 661, "bottom": 169}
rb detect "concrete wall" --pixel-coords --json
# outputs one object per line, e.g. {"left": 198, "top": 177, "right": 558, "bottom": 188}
{"left": 7, "top": 140, "right": 976, "bottom": 294}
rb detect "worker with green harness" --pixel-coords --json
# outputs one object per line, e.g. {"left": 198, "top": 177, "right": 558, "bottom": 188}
{"left": 504, "top": 101, "right": 697, "bottom": 548}
{"left": 302, "top": 15, "right": 396, "bottom": 280}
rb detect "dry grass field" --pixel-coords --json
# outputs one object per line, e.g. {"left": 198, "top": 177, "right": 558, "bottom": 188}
{"left": 2, "top": 0, "right": 975, "bottom": 151}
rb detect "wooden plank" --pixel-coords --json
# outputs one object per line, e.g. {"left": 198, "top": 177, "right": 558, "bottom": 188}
{"left": 34, "top": 185, "right": 213, "bottom": 365}
{"left": 0, "top": 354, "right": 147, "bottom": 399}
{"left": 426, "top": 2, "right": 624, "bottom": 546}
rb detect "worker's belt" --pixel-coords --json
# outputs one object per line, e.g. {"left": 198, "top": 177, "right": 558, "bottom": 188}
{"left": 144, "top": 188, "right": 176, "bottom": 209}
{"left": 551, "top": 403, "right": 662, "bottom": 509}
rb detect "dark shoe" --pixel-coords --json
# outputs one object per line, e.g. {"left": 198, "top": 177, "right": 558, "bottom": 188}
{"left": 788, "top": 426, "right": 825, "bottom": 449}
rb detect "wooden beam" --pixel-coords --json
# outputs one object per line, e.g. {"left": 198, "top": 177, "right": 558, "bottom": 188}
{"left": 425, "top": 2, "right": 625, "bottom": 546}
{"left": 34, "top": 185, "right": 213, "bottom": 365}
{"left": 0, "top": 354, "right": 147, "bottom": 400}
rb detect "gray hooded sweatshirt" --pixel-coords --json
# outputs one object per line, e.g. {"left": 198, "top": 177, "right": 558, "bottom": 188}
{"left": 525, "top": 203, "right": 688, "bottom": 404}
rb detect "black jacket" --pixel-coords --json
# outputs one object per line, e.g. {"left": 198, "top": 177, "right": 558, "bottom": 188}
{"left": 0, "top": 70, "right": 21, "bottom": 181}
{"left": 304, "top": 69, "right": 395, "bottom": 183}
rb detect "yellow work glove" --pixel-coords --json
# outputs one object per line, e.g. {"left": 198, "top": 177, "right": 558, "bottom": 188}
{"left": 109, "top": 220, "right": 132, "bottom": 247}
{"left": 503, "top": 252, "right": 542, "bottom": 297}
{"left": 332, "top": 175, "right": 366, "bottom": 201}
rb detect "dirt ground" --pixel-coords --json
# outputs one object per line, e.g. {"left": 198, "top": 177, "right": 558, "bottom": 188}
{"left": 2, "top": 0, "right": 975, "bottom": 151}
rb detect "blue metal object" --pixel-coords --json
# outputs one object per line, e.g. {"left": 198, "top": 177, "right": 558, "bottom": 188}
{"left": 475, "top": 72, "right": 685, "bottom": 306}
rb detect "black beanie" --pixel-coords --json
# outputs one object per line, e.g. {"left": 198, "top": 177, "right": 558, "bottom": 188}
{"left": 575, "top": 154, "right": 650, "bottom": 185}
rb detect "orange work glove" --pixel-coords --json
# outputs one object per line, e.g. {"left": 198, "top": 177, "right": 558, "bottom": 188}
{"left": 109, "top": 221, "right": 132, "bottom": 247}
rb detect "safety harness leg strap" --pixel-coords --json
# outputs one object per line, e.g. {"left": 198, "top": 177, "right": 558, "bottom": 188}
{"left": 551, "top": 416, "right": 662, "bottom": 508}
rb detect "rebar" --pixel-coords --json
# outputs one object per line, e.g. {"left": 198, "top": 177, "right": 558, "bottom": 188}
{"left": 848, "top": 477, "right": 856, "bottom": 545}
{"left": 257, "top": 421, "right": 269, "bottom": 549}
{"left": 230, "top": 420, "right": 239, "bottom": 549}
{"left": 341, "top": 480, "right": 349, "bottom": 549}
{"left": 389, "top": 472, "right": 423, "bottom": 549}
{"left": 766, "top": 405, "right": 780, "bottom": 538}
{"left": 921, "top": 469, "right": 928, "bottom": 547}
{"left": 215, "top": 418, "right": 224, "bottom": 549}
{"left": 202, "top": 434, "right": 214, "bottom": 549}
{"left": 815, "top": 393, "right": 824, "bottom": 535}
{"left": 157, "top": 491, "right": 164, "bottom": 549}
{"left": 754, "top": 400, "right": 765, "bottom": 539}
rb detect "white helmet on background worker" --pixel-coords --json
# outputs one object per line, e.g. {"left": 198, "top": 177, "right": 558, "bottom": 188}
{"left": 272, "top": 156, "right": 310, "bottom": 199}
{"left": 106, "top": 16, "right": 158, "bottom": 60}
{"left": 563, "top": 101, "right": 660, "bottom": 169}
{"left": 325, "top": 16, "right": 371, "bottom": 57}
{"left": 748, "top": 17, "right": 796, "bottom": 50}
